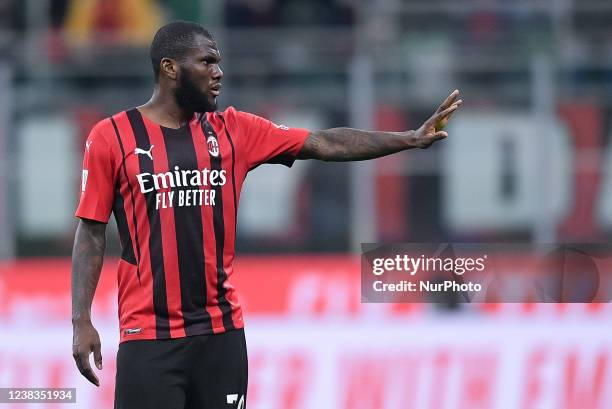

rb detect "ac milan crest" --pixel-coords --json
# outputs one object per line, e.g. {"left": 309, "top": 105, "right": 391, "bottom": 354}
{"left": 207, "top": 135, "right": 219, "bottom": 157}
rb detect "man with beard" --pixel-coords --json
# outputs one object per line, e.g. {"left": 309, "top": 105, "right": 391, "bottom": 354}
{"left": 71, "top": 21, "right": 461, "bottom": 409}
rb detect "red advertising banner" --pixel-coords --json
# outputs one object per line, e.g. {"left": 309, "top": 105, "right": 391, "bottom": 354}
{"left": 1, "top": 257, "right": 612, "bottom": 409}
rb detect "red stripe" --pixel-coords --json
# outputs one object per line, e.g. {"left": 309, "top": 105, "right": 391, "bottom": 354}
{"left": 142, "top": 120, "right": 186, "bottom": 338}
{"left": 214, "top": 118, "right": 244, "bottom": 328}
{"left": 113, "top": 112, "right": 156, "bottom": 339}
{"left": 190, "top": 119, "right": 225, "bottom": 331}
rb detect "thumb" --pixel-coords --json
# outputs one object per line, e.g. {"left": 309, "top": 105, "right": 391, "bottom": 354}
{"left": 431, "top": 131, "right": 448, "bottom": 140}
{"left": 93, "top": 344, "right": 103, "bottom": 370}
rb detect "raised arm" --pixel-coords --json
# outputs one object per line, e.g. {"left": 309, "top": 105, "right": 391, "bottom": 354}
{"left": 71, "top": 218, "right": 107, "bottom": 387}
{"left": 297, "top": 90, "right": 462, "bottom": 161}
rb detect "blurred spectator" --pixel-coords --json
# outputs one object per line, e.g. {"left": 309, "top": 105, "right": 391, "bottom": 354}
{"left": 0, "top": 0, "right": 17, "bottom": 31}
{"left": 158, "top": 0, "right": 202, "bottom": 22}
{"left": 0, "top": 0, "right": 14, "bottom": 54}
{"left": 279, "top": 0, "right": 354, "bottom": 26}
{"left": 48, "top": 0, "right": 70, "bottom": 63}
{"left": 64, "top": 0, "right": 163, "bottom": 46}
{"left": 225, "top": 0, "right": 353, "bottom": 27}
{"left": 465, "top": 0, "right": 501, "bottom": 45}
{"left": 225, "top": 0, "right": 281, "bottom": 27}
{"left": 50, "top": 0, "right": 69, "bottom": 30}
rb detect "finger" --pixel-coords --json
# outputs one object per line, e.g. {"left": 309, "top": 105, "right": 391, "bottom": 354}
{"left": 439, "top": 101, "right": 462, "bottom": 119}
{"left": 82, "top": 367, "right": 100, "bottom": 387}
{"left": 438, "top": 100, "right": 462, "bottom": 124}
{"left": 74, "top": 353, "right": 96, "bottom": 384}
{"left": 73, "top": 351, "right": 100, "bottom": 386}
{"left": 436, "top": 91, "right": 458, "bottom": 113}
{"left": 432, "top": 131, "right": 448, "bottom": 140}
{"left": 436, "top": 90, "right": 460, "bottom": 113}
{"left": 428, "top": 104, "right": 460, "bottom": 126}
{"left": 93, "top": 343, "right": 103, "bottom": 370}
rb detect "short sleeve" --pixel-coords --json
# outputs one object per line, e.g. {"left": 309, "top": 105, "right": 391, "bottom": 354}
{"left": 233, "top": 109, "right": 310, "bottom": 169}
{"left": 75, "top": 126, "right": 117, "bottom": 223}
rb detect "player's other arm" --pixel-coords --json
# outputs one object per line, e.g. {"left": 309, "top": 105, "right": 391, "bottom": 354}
{"left": 71, "top": 218, "right": 106, "bottom": 387}
{"left": 297, "top": 90, "right": 462, "bottom": 161}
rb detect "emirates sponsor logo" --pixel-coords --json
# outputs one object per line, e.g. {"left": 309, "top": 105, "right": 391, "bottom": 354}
{"left": 136, "top": 166, "right": 227, "bottom": 209}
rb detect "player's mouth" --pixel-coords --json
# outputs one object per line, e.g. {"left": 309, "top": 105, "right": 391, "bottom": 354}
{"left": 209, "top": 83, "right": 221, "bottom": 96}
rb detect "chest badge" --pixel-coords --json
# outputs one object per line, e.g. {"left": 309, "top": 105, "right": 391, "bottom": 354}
{"left": 207, "top": 135, "right": 219, "bottom": 157}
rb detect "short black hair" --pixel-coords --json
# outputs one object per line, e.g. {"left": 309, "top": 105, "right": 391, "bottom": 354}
{"left": 150, "top": 21, "right": 215, "bottom": 82}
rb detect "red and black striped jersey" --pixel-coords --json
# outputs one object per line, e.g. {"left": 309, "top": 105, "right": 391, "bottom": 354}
{"left": 76, "top": 107, "right": 309, "bottom": 343}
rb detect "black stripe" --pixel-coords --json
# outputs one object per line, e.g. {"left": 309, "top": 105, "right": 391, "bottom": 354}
{"left": 111, "top": 118, "right": 142, "bottom": 283}
{"left": 217, "top": 114, "right": 238, "bottom": 221}
{"left": 203, "top": 119, "right": 235, "bottom": 331}
{"left": 112, "top": 182, "right": 136, "bottom": 265}
{"left": 126, "top": 109, "right": 170, "bottom": 339}
{"left": 161, "top": 123, "right": 211, "bottom": 335}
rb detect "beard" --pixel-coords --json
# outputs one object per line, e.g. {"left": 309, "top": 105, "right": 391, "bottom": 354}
{"left": 174, "top": 67, "right": 217, "bottom": 113}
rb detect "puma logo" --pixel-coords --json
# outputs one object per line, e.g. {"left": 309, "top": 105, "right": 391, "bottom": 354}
{"left": 135, "top": 145, "right": 154, "bottom": 160}
{"left": 124, "top": 328, "right": 143, "bottom": 335}
{"left": 273, "top": 123, "right": 289, "bottom": 130}
{"left": 85, "top": 140, "right": 93, "bottom": 151}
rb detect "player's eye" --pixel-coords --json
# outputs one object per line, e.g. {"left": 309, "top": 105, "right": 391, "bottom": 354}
{"left": 203, "top": 57, "right": 221, "bottom": 66}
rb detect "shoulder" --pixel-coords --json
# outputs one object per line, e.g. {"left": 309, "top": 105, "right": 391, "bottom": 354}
{"left": 213, "top": 106, "right": 240, "bottom": 122}
{"left": 85, "top": 114, "right": 125, "bottom": 155}
{"left": 219, "top": 106, "right": 238, "bottom": 116}
{"left": 207, "top": 107, "right": 254, "bottom": 138}
{"left": 88, "top": 117, "right": 116, "bottom": 142}
{"left": 213, "top": 106, "right": 260, "bottom": 125}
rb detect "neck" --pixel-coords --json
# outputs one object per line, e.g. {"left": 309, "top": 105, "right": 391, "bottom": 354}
{"left": 138, "top": 86, "right": 194, "bottom": 129}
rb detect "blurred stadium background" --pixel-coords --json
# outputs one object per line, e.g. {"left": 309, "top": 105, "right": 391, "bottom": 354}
{"left": 1, "top": 0, "right": 612, "bottom": 408}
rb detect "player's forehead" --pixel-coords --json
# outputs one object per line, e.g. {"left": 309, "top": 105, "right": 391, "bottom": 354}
{"left": 187, "top": 35, "right": 221, "bottom": 59}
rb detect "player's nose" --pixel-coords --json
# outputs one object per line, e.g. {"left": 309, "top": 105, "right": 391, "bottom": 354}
{"left": 211, "top": 65, "right": 223, "bottom": 81}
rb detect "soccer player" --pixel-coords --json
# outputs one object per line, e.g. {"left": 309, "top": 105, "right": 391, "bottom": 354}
{"left": 71, "top": 21, "right": 461, "bottom": 409}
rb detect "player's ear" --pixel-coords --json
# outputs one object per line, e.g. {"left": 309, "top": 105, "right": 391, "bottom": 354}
{"left": 160, "top": 57, "right": 178, "bottom": 81}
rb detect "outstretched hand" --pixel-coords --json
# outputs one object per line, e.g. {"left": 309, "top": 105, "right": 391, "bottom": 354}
{"left": 412, "top": 90, "right": 462, "bottom": 149}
